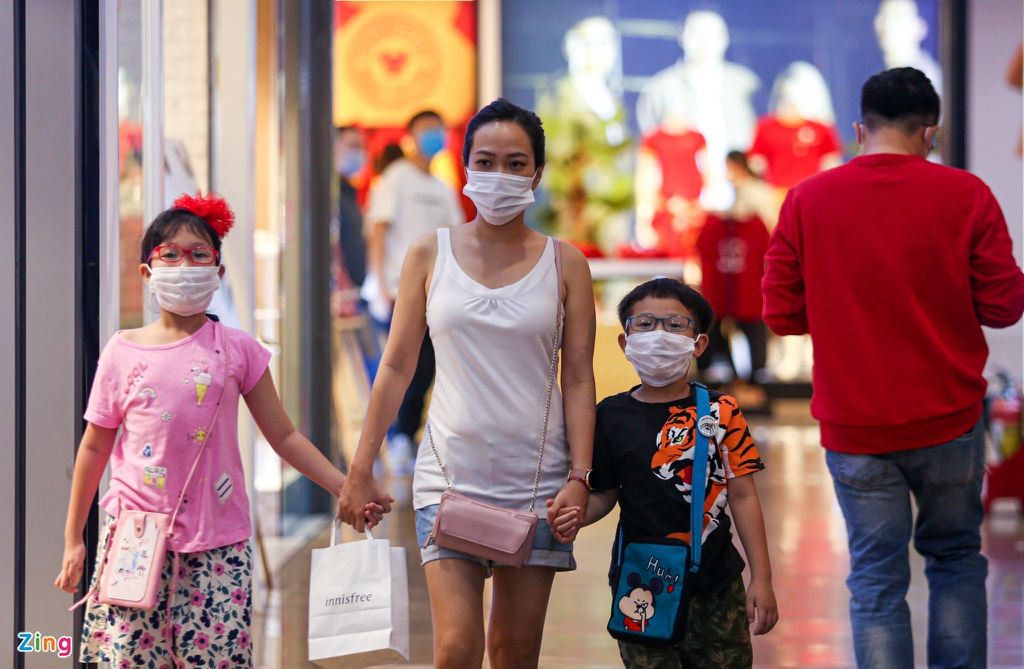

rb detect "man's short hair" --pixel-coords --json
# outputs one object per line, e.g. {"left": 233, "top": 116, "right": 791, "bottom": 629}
{"left": 616, "top": 278, "right": 716, "bottom": 335}
{"left": 407, "top": 110, "right": 443, "bottom": 133}
{"left": 861, "top": 67, "right": 940, "bottom": 133}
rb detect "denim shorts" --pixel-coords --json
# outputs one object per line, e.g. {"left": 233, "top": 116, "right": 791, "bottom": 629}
{"left": 415, "top": 504, "right": 576, "bottom": 574}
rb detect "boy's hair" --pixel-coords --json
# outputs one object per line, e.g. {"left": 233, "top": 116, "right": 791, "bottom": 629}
{"left": 140, "top": 209, "right": 222, "bottom": 266}
{"left": 407, "top": 109, "right": 443, "bottom": 133}
{"left": 861, "top": 67, "right": 940, "bottom": 134}
{"left": 463, "top": 98, "right": 546, "bottom": 168}
{"left": 616, "top": 278, "right": 716, "bottom": 335}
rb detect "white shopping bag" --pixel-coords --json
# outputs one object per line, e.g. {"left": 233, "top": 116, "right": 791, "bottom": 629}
{"left": 308, "top": 523, "right": 409, "bottom": 668}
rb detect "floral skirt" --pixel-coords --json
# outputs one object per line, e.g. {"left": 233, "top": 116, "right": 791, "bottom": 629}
{"left": 80, "top": 517, "right": 254, "bottom": 668}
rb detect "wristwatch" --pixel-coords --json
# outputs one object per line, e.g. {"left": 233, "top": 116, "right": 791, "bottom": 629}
{"left": 567, "top": 468, "right": 593, "bottom": 491}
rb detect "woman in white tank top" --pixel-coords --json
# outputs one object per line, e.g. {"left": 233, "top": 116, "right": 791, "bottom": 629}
{"left": 339, "top": 99, "right": 597, "bottom": 669}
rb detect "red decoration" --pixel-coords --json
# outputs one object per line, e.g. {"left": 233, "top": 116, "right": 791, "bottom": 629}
{"left": 172, "top": 191, "right": 235, "bottom": 239}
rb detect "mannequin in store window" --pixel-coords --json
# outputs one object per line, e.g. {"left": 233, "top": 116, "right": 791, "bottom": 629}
{"left": 636, "top": 10, "right": 760, "bottom": 210}
{"left": 536, "top": 15, "right": 633, "bottom": 255}
{"left": 874, "top": 0, "right": 943, "bottom": 94}
{"left": 634, "top": 112, "right": 707, "bottom": 258}
{"left": 747, "top": 62, "right": 843, "bottom": 190}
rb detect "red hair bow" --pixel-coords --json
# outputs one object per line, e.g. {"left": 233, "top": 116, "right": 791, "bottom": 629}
{"left": 172, "top": 191, "right": 235, "bottom": 239}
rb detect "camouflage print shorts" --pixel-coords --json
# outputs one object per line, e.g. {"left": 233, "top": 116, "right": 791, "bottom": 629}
{"left": 617, "top": 574, "right": 752, "bottom": 669}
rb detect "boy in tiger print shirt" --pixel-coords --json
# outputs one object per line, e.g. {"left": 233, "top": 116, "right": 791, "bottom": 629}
{"left": 552, "top": 278, "right": 778, "bottom": 668}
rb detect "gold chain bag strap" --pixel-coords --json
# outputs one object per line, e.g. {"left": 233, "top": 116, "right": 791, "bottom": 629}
{"left": 423, "top": 238, "right": 564, "bottom": 567}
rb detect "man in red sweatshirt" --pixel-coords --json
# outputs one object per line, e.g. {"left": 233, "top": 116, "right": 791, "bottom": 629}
{"left": 762, "top": 67, "right": 1024, "bottom": 669}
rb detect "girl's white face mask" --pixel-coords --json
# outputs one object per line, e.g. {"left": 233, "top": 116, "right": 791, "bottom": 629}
{"left": 624, "top": 330, "right": 697, "bottom": 387}
{"left": 147, "top": 266, "right": 221, "bottom": 316}
{"left": 463, "top": 170, "right": 537, "bottom": 225}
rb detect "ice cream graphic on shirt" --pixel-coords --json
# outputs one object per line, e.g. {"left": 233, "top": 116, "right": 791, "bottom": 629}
{"left": 192, "top": 366, "right": 213, "bottom": 406}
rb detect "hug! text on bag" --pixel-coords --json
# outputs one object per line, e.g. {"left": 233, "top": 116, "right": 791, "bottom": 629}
{"left": 423, "top": 239, "right": 564, "bottom": 566}
{"left": 308, "top": 524, "right": 409, "bottom": 668}
{"left": 607, "top": 383, "right": 712, "bottom": 647}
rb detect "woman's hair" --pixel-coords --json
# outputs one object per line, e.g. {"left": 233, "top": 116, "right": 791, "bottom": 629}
{"left": 726, "top": 150, "right": 758, "bottom": 178}
{"left": 140, "top": 209, "right": 222, "bottom": 265}
{"left": 616, "top": 278, "right": 716, "bottom": 335}
{"left": 463, "top": 98, "right": 546, "bottom": 168}
{"left": 376, "top": 143, "right": 405, "bottom": 175}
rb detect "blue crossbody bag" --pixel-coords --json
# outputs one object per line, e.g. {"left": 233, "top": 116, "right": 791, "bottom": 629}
{"left": 606, "top": 382, "right": 712, "bottom": 646}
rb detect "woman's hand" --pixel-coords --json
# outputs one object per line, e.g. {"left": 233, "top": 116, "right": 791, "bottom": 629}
{"left": 337, "top": 466, "right": 392, "bottom": 532}
{"left": 545, "top": 481, "right": 589, "bottom": 544}
{"left": 55, "top": 538, "right": 87, "bottom": 594}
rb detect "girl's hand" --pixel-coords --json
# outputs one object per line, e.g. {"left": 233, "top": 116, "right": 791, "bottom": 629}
{"left": 746, "top": 577, "right": 779, "bottom": 635}
{"left": 337, "top": 467, "right": 392, "bottom": 532}
{"left": 363, "top": 502, "right": 391, "bottom": 529}
{"left": 546, "top": 500, "right": 581, "bottom": 543}
{"left": 55, "top": 539, "right": 87, "bottom": 594}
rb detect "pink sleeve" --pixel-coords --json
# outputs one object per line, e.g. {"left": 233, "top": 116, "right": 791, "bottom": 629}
{"left": 83, "top": 340, "right": 125, "bottom": 429}
{"left": 230, "top": 329, "right": 273, "bottom": 394}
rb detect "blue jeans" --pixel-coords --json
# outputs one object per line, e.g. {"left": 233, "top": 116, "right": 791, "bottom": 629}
{"left": 825, "top": 419, "right": 987, "bottom": 669}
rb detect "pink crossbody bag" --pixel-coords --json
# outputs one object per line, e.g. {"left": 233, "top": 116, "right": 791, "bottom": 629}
{"left": 71, "top": 322, "right": 231, "bottom": 663}
{"left": 423, "top": 239, "right": 563, "bottom": 567}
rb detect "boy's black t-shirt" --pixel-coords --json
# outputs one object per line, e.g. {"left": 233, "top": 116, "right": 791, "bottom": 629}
{"left": 591, "top": 387, "right": 765, "bottom": 593}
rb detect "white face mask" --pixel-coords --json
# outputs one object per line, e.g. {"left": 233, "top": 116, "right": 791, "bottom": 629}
{"left": 147, "top": 266, "right": 221, "bottom": 316}
{"left": 624, "top": 330, "right": 696, "bottom": 387}
{"left": 463, "top": 170, "right": 536, "bottom": 225}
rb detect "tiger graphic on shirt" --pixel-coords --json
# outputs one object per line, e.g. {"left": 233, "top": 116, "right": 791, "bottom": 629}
{"left": 650, "top": 394, "right": 758, "bottom": 546}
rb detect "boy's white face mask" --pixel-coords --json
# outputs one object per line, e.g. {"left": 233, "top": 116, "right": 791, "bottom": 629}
{"left": 147, "top": 266, "right": 221, "bottom": 316}
{"left": 623, "top": 330, "right": 696, "bottom": 387}
{"left": 462, "top": 169, "right": 537, "bottom": 225}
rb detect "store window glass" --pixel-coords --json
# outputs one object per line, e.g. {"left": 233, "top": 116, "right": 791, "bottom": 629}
{"left": 117, "top": 0, "right": 145, "bottom": 329}
{"left": 500, "top": 0, "right": 943, "bottom": 391}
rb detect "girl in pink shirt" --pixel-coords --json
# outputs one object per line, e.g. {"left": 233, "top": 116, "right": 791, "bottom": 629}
{"left": 55, "top": 193, "right": 384, "bottom": 667}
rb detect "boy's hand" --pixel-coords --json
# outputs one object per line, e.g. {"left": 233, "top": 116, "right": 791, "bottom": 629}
{"left": 546, "top": 500, "right": 581, "bottom": 542}
{"left": 746, "top": 577, "right": 778, "bottom": 635}
{"left": 545, "top": 482, "right": 589, "bottom": 543}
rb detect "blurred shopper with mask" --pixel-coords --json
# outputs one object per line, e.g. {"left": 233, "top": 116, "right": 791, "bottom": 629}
{"left": 334, "top": 126, "right": 368, "bottom": 290}
{"left": 362, "top": 110, "right": 464, "bottom": 473}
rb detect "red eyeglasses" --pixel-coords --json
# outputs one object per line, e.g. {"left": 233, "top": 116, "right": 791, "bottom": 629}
{"left": 149, "top": 245, "right": 220, "bottom": 265}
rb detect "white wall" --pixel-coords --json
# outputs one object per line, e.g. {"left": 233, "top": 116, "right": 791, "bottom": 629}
{"left": 968, "top": 0, "right": 1024, "bottom": 382}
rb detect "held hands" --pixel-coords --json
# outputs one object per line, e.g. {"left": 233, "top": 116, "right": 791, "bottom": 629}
{"left": 337, "top": 467, "right": 393, "bottom": 532}
{"left": 545, "top": 480, "right": 589, "bottom": 544}
{"left": 54, "top": 538, "right": 87, "bottom": 594}
{"left": 547, "top": 502, "right": 582, "bottom": 543}
{"left": 746, "top": 577, "right": 779, "bottom": 635}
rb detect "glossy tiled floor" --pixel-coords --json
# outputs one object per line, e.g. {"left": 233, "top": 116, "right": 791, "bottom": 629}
{"left": 252, "top": 323, "right": 1024, "bottom": 668}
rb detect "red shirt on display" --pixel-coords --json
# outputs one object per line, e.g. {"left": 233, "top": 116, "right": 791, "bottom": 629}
{"left": 748, "top": 117, "right": 841, "bottom": 189}
{"left": 762, "top": 154, "right": 1024, "bottom": 454}
{"left": 696, "top": 214, "right": 770, "bottom": 323}
{"left": 640, "top": 129, "right": 706, "bottom": 202}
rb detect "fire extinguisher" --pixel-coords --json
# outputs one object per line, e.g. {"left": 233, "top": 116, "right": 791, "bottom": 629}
{"left": 990, "top": 373, "right": 1023, "bottom": 459}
